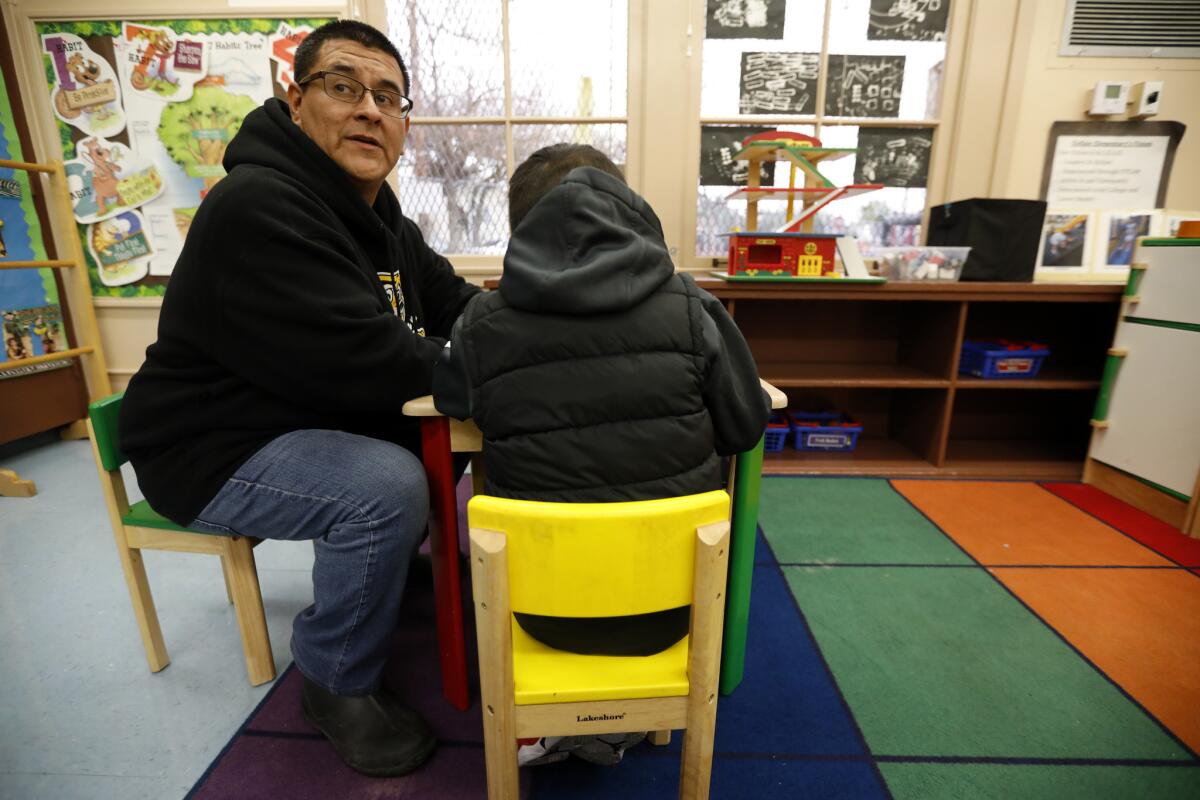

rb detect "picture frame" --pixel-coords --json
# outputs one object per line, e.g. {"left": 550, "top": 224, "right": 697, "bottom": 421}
{"left": 1162, "top": 210, "right": 1200, "bottom": 238}
{"left": 1096, "top": 210, "right": 1162, "bottom": 275}
{"left": 1034, "top": 210, "right": 1094, "bottom": 275}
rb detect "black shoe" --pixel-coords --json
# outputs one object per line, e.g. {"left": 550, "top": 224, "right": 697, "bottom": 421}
{"left": 300, "top": 676, "right": 437, "bottom": 777}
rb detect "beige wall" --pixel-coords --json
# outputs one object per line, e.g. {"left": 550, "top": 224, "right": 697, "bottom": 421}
{"left": 942, "top": 0, "right": 1200, "bottom": 207}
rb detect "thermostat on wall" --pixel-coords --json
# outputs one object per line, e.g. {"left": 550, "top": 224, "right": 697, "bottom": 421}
{"left": 1089, "top": 81, "right": 1130, "bottom": 115}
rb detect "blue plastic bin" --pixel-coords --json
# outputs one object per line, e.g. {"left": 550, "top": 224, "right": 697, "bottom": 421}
{"left": 959, "top": 339, "right": 1050, "bottom": 379}
{"left": 791, "top": 412, "right": 862, "bottom": 452}
{"left": 764, "top": 413, "right": 790, "bottom": 452}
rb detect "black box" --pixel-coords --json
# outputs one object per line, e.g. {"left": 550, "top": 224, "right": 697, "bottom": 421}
{"left": 927, "top": 199, "right": 1047, "bottom": 282}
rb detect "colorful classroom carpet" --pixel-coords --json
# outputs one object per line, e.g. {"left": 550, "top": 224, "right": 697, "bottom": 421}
{"left": 188, "top": 479, "right": 1200, "bottom": 799}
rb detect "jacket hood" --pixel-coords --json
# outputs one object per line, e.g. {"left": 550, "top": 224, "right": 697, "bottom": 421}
{"left": 500, "top": 167, "right": 674, "bottom": 314}
{"left": 223, "top": 98, "right": 402, "bottom": 234}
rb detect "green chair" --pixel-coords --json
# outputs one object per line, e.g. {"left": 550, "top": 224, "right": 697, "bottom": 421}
{"left": 86, "top": 393, "right": 276, "bottom": 686}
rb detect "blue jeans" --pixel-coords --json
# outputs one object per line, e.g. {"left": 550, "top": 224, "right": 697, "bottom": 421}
{"left": 189, "top": 429, "right": 429, "bottom": 696}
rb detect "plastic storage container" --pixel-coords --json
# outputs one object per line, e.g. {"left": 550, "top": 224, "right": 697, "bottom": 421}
{"left": 790, "top": 412, "right": 863, "bottom": 452}
{"left": 764, "top": 412, "right": 791, "bottom": 452}
{"left": 959, "top": 339, "right": 1050, "bottom": 378}
{"left": 870, "top": 246, "right": 972, "bottom": 281}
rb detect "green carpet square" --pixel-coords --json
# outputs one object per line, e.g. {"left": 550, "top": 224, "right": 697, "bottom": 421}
{"left": 760, "top": 478, "right": 973, "bottom": 565}
{"left": 880, "top": 762, "right": 1200, "bottom": 799}
{"left": 783, "top": 566, "right": 1191, "bottom": 761}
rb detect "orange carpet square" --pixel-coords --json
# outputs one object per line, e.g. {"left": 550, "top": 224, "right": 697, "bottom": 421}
{"left": 891, "top": 481, "right": 1172, "bottom": 567}
{"left": 992, "top": 568, "right": 1200, "bottom": 754}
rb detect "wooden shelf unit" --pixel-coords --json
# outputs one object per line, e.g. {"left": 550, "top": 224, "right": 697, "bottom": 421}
{"left": 700, "top": 280, "right": 1123, "bottom": 479}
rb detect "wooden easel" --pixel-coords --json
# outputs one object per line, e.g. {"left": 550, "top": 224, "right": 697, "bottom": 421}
{"left": 1, "top": 157, "right": 111, "bottom": 497}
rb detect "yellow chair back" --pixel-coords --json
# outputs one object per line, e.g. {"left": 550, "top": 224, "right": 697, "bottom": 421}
{"left": 466, "top": 490, "right": 729, "bottom": 618}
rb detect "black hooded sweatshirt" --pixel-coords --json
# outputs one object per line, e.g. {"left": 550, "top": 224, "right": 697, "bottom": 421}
{"left": 433, "top": 166, "right": 768, "bottom": 654}
{"left": 119, "top": 98, "right": 479, "bottom": 526}
{"left": 434, "top": 166, "right": 768, "bottom": 500}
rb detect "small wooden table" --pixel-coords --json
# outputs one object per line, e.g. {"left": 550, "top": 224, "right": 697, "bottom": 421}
{"left": 403, "top": 380, "right": 786, "bottom": 710}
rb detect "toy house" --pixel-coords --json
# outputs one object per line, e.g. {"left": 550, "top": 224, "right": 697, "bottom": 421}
{"left": 720, "top": 130, "right": 882, "bottom": 280}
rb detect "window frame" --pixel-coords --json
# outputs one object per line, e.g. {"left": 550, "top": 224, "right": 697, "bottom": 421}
{"left": 679, "top": 0, "right": 970, "bottom": 271}
{"left": 375, "top": 0, "right": 641, "bottom": 276}
{"left": 368, "top": 0, "right": 967, "bottom": 276}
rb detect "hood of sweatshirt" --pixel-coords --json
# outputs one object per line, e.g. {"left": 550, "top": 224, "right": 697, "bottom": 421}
{"left": 499, "top": 166, "right": 674, "bottom": 315}
{"left": 222, "top": 98, "right": 403, "bottom": 250}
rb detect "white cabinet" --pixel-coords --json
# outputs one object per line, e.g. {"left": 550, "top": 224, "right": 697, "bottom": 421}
{"left": 1088, "top": 238, "right": 1200, "bottom": 534}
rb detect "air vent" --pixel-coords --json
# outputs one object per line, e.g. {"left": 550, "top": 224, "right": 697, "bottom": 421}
{"left": 1061, "top": 0, "right": 1200, "bottom": 57}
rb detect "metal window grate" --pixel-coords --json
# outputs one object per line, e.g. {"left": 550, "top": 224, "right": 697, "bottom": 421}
{"left": 1061, "top": 0, "right": 1200, "bottom": 57}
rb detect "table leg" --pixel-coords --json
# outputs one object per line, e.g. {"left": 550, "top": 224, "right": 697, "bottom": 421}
{"left": 720, "top": 436, "right": 764, "bottom": 696}
{"left": 420, "top": 417, "right": 470, "bottom": 710}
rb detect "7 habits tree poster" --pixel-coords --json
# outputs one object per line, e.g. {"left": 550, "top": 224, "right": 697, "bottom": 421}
{"left": 37, "top": 18, "right": 329, "bottom": 296}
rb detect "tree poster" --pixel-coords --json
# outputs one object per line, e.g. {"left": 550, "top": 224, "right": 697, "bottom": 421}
{"left": 37, "top": 18, "right": 329, "bottom": 296}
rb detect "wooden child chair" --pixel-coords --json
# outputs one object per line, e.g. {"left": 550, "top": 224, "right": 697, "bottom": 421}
{"left": 86, "top": 393, "right": 276, "bottom": 686}
{"left": 468, "top": 490, "right": 731, "bottom": 799}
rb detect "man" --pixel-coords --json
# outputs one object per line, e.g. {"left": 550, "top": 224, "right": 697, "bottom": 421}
{"left": 119, "top": 20, "right": 479, "bottom": 777}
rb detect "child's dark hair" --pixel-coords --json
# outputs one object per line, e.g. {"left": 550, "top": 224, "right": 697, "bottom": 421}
{"left": 508, "top": 144, "right": 625, "bottom": 230}
{"left": 293, "top": 19, "right": 410, "bottom": 96}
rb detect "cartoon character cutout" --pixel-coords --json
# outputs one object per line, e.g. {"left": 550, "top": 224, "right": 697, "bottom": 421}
{"left": 64, "top": 136, "right": 164, "bottom": 224}
{"left": 86, "top": 209, "right": 154, "bottom": 286}
{"left": 86, "top": 138, "right": 121, "bottom": 215}
{"left": 269, "top": 22, "right": 313, "bottom": 92}
{"left": 5, "top": 331, "right": 30, "bottom": 360}
{"left": 32, "top": 315, "right": 51, "bottom": 353}
{"left": 1, "top": 306, "right": 68, "bottom": 360}
{"left": 67, "top": 51, "right": 102, "bottom": 86}
{"left": 41, "top": 33, "right": 126, "bottom": 138}
{"left": 3, "top": 310, "right": 28, "bottom": 360}
{"left": 118, "top": 23, "right": 207, "bottom": 101}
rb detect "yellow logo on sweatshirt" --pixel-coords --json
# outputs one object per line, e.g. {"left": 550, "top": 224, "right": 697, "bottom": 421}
{"left": 378, "top": 270, "right": 426, "bottom": 336}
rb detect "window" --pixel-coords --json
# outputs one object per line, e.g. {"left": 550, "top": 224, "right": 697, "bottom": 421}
{"left": 382, "top": 0, "right": 954, "bottom": 272}
{"left": 386, "top": 0, "right": 629, "bottom": 260}
{"left": 695, "top": 0, "right": 949, "bottom": 259}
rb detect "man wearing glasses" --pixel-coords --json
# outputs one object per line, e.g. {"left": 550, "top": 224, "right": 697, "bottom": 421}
{"left": 119, "top": 20, "right": 479, "bottom": 777}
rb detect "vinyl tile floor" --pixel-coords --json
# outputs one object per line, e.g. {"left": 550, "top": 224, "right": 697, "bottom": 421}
{"left": 0, "top": 435, "right": 314, "bottom": 800}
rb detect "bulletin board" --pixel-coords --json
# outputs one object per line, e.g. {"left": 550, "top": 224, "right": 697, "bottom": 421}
{"left": 0, "top": 10, "right": 88, "bottom": 444}
{"left": 1, "top": 64, "right": 65, "bottom": 365}
{"left": 33, "top": 16, "right": 330, "bottom": 297}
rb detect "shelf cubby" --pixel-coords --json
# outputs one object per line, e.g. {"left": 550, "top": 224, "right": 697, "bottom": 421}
{"left": 962, "top": 300, "right": 1116, "bottom": 384}
{"left": 943, "top": 389, "right": 1097, "bottom": 479}
{"left": 735, "top": 299, "right": 961, "bottom": 387}
{"left": 767, "top": 387, "right": 949, "bottom": 475}
{"left": 708, "top": 281, "right": 1122, "bottom": 479}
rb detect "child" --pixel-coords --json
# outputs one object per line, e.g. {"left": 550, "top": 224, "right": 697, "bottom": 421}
{"left": 432, "top": 143, "right": 768, "bottom": 761}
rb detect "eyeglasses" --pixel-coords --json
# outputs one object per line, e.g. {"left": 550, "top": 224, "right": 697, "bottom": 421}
{"left": 298, "top": 71, "right": 414, "bottom": 119}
